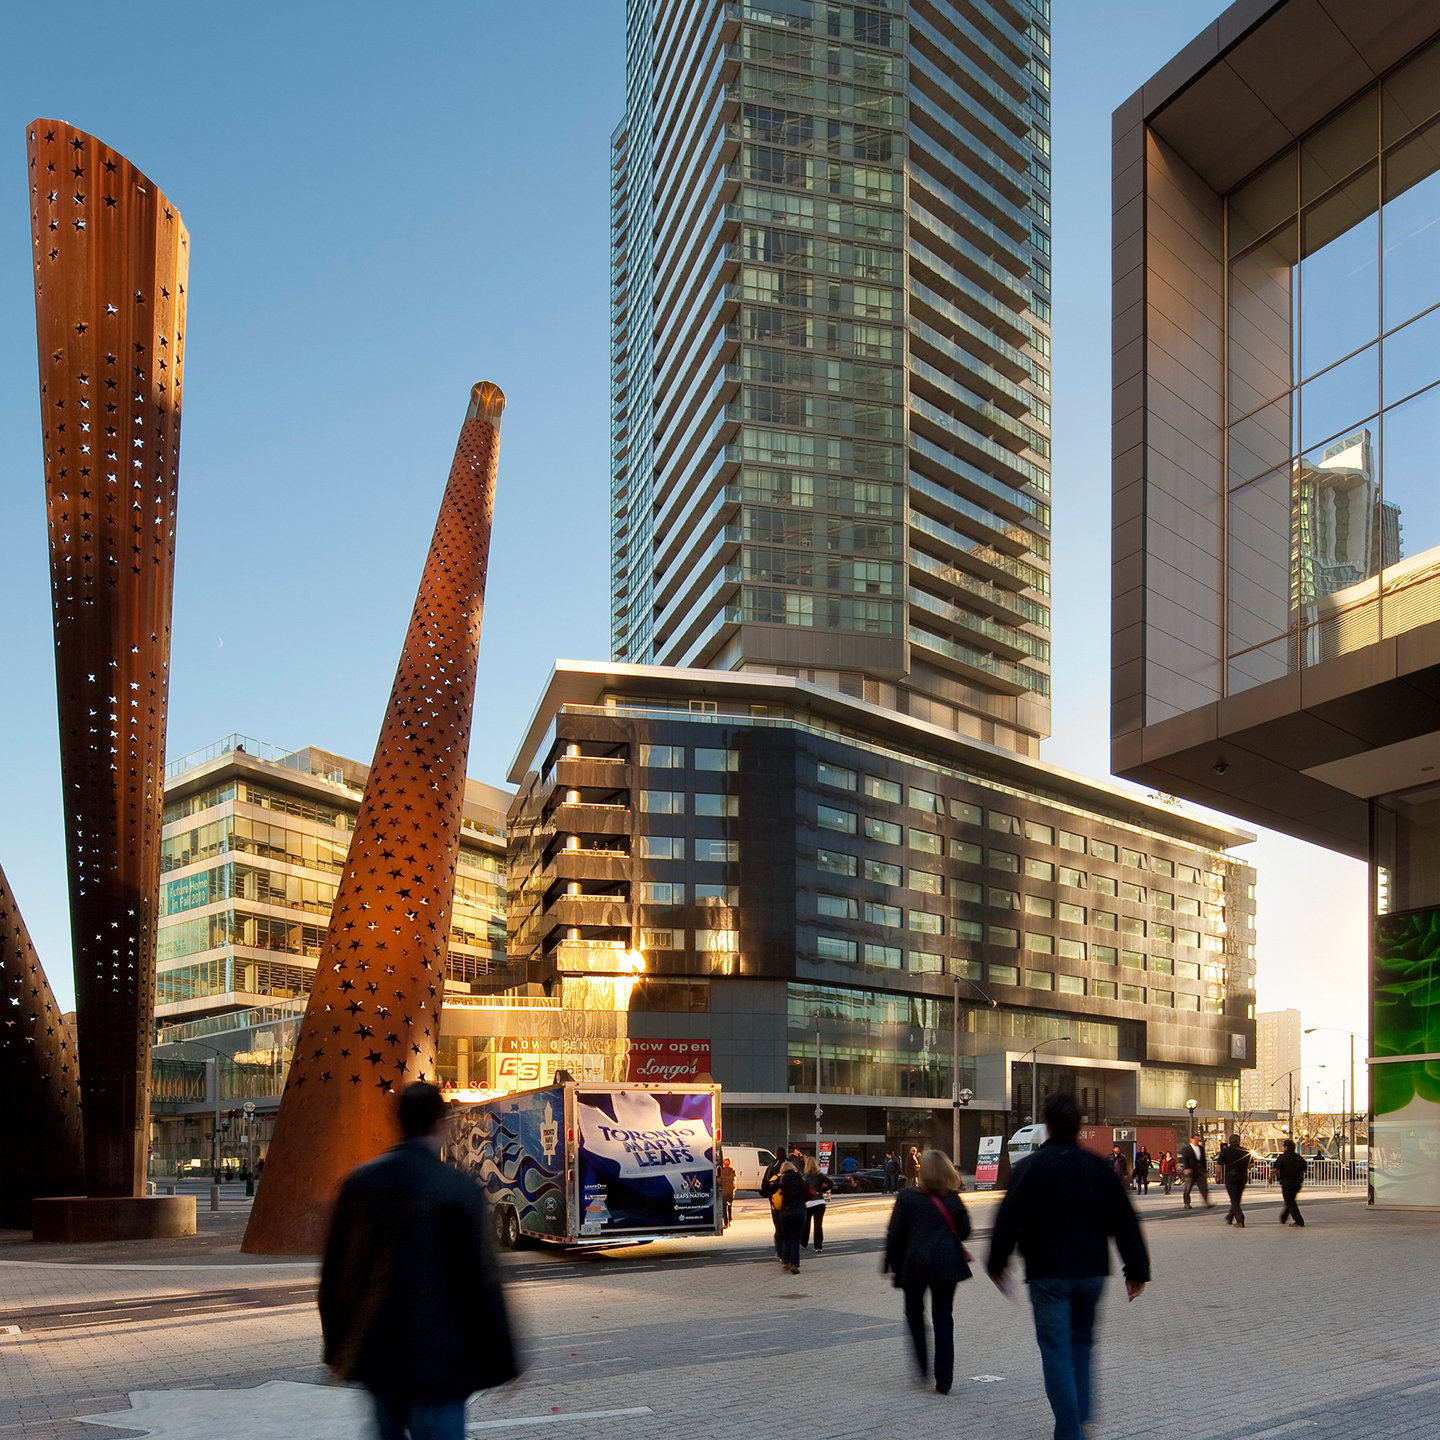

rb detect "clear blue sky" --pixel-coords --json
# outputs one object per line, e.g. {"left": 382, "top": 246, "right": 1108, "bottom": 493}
{"left": 0, "top": 2, "right": 1364, "bottom": 1091}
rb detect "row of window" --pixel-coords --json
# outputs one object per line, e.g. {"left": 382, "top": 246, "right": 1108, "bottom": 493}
{"left": 639, "top": 791, "right": 740, "bottom": 816}
{"left": 637, "top": 745, "right": 738, "bottom": 770}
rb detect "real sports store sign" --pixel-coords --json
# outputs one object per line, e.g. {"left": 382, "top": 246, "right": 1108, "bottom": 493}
{"left": 626, "top": 1039, "right": 711, "bottom": 1083}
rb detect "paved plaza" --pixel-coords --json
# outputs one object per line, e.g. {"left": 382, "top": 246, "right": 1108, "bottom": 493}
{"left": 0, "top": 1188, "right": 1431, "bottom": 1440}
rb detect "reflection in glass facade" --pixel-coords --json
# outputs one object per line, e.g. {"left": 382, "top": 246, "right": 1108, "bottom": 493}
{"left": 611, "top": 0, "right": 1054, "bottom": 755}
{"left": 1226, "top": 38, "right": 1440, "bottom": 691}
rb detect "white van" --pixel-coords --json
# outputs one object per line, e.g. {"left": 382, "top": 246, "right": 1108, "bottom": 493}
{"left": 723, "top": 1145, "right": 779, "bottom": 1193}
{"left": 1007, "top": 1125, "right": 1046, "bottom": 1168}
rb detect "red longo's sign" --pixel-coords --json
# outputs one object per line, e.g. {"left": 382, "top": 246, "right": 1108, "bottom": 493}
{"left": 627, "top": 1040, "right": 711, "bottom": 1083}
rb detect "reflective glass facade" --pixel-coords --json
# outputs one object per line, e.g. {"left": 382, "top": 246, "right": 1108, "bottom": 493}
{"left": 611, "top": 0, "right": 1054, "bottom": 756}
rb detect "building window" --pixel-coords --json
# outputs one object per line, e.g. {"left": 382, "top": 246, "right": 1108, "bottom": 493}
{"left": 909, "top": 950, "right": 943, "bottom": 973}
{"left": 989, "top": 927, "right": 1019, "bottom": 948}
{"left": 1058, "top": 829, "right": 1086, "bottom": 853}
{"left": 816, "top": 935, "right": 857, "bottom": 963}
{"left": 864, "top": 859, "right": 901, "bottom": 887}
{"left": 1177, "top": 928, "right": 1201, "bottom": 948}
{"left": 696, "top": 884, "right": 739, "bottom": 905}
{"left": 1025, "top": 895, "right": 1054, "bottom": 918}
{"left": 640, "top": 836, "right": 684, "bottom": 859}
{"left": 818, "top": 805, "right": 858, "bottom": 835}
{"left": 1092, "top": 841, "right": 1118, "bottom": 862}
{"left": 695, "top": 748, "right": 738, "bottom": 772}
{"left": 989, "top": 811, "right": 1020, "bottom": 834}
{"left": 1058, "top": 974, "right": 1085, "bottom": 995}
{"left": 1026, "top": 858, "right": 1055, "bottom": 881}
{"left": 1094, "top": 911, "right": 1117, "bottom": 931}
{"left": 1095, "top": 945, "right": 1118, "bottom": 964}
{"left": 1092, "top": 875, "right": 1117, "bottom": 896}
{"left": 1152, "top": 891, "right": 1175, "bottom": 911}
{"left": 1121, "top": 950, "right": 1145, "bottom": 970}
{"left": 1150, "top": 955, "right": 1175, "bottom": 974}
{"left": 1094, "top": 980, "right": 1118, "bottom": 999}
{"left": 951, "top": 839, "right": 983, "bottom": 864}
{"left": 908, "top": 910, "right": 942, "bottom": 935}
{"left": 1177, "top": 959, "right": 1201, "bottom": 980}
{"left": 1058, "top": 902, "right": 1086, "bottom": 925}
{"left": 1121, "top": 917, "right": 1146, "bottom": 937}
{"left": 818, "top": 893, "right": 858, "bottom": 919}
{"left": 909, "top": 787, "right": 940, "bottom": 814}
{"left": 1025, "top": 933, "right": 1055, "bottom": 954}
{"left": 952, "top": 959, "right": 984, "bottom": 980}
{"left": 952, "top": 918, "right": 983, "bottom": 941}
{"left": 864, "top": 775, "right": 902, "bottom": 804}
{"left": 865, "top": 817, "right": 902, "bottom": 845}
{"left": 696, "top": 839, "right": 741, "bottom": 862}
{"left": 1177, "top": 863, "right": 1201, "bottom": 884}
{"left": 951, "top": 799, "right": 983, "bottom": 825}
{"left": 1059, "top": 866, "right": 1087, "bottom": 889}
{"left": 695, "top": 929, "right": 739, "bottom": 955}
{"left": 1121, "top": 984, "right": 1145, "bottom": 1004}
{"left": 1121, "top": 882, "right": 1146, "bottom": 904}
{"left": 865, "top": 901, "right": 902, "bottom": 928}
{"left": 953, "top": 879, "right": 982, "bottom": 903}
{"left": 641, "top": 928, "right": 679, "bottom": 950}
{"left": 1025, "top": 821, "right": 1055, "bottom": 845}
{"left": 990, "top": 850, "right": 1019, "bottom": 873}
{"left": 1152, "top": 923, "right": 1175, "bottom": 943}
{"left": 695, "top": 793, "right": 739, "bottom": 816}
{"left": 909, "top": 828, "right": 941, "bottom": 854}
{"left": 641, "top": 790, "right": 685, "bottom": 814}
{"left": 1025, "top": 969, "right": 1055, "bottom": 990}
{"left": 817, "top": 761, "right": 857, "bottom": 791}
{"left": 639, "top": 744, "right": 683, "bottom": 768}
{"left": 909, "top": 869, "right": 942, "bottom": 895}
{"left": 1151, "top": 857, "right": 1175, "bottom": 878}
{"left": 1122, "top": 848, "right": 1146, "bottom": 869}
{"left": 640, "top": 882, "right": 686, "bottom": 905}
{"left": 817, "top": 848, "right": 857, "bottom": 877}
{"left": 1177, "top": 896, "right": 1201, "bottom": 916}
{"left": 1178, "top": 992, "right": 1201, "bottom": 1011}
{"left": 989, "top": 888, "right": 1020, "bottom": 910}
{"left": 1058, "top": 938, "right": 1086, "bottom": 960}
{"left": 989, "top": 963, "right": 1021, "bottom": 985}
{"left": 864, "top": 943, "right": 902, "bottom": 968}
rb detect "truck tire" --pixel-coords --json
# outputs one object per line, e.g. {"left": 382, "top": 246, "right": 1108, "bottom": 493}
{"left": 494, "top": 1206, "right": 508, "bottom": 1246}
{"left": 502, "top": 1206, "right": 522, "bottom": 1251}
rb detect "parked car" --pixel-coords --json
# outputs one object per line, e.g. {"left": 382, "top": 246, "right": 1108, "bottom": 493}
{"left": 832, "top": 1167, "right": 887, "bottom": 1193}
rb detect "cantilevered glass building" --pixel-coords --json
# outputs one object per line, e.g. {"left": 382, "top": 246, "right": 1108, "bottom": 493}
{"left": 610, "top": 0, "right": 1055, "bottom": 756}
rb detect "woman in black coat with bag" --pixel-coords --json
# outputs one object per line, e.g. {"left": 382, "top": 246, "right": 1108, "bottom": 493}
{"left": 883, "top": 1148, "right": 972, "bottom": 1395}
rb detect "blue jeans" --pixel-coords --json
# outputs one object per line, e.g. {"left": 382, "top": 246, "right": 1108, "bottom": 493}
{"left": 1028, "top": 1276, "right": 1104, "bottom": 1440}
{"left": 369, "top": 1391, "right": 467, "bottom": 1440}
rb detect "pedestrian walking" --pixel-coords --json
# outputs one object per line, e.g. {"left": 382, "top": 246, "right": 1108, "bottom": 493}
{"left": 1158, "top": 1151, "right": 1177, "bottom": 1196}
{"left": 802, "top": 1157, "right": 833, "bottom": 1252}
{"left": 1178, "top": 1135, "right": 1214, "bottom": 1209}
{"left": 1274, "top": 1140, "right": 1308, "bottom": 1226}
{"left": 1108, "top": 1144, "right": 1130, "bottom": 1189}
{"left": 883, "top": 1150, "right": 901, "bottom": 1193}
{"left": 720, "top": 1157, "right": 736, "bottom": 1227}
{"left": 319, "top": 1082, "right": 519, "bottom": 1440}
{"left": 987, "top": 1093, "right": 1149, "bottom": 1440}
{"left": 1216, "top": 1134, "right": 1253, "bottom": 1227}
{"left": 1134, "top": 1148, "right": 1152, "bottom": 1195}
{"left": 904, "top": 1145, "right": 921, "bottom": 1189}
{"left": 883, "top": 1149, "right": 973, "bottom": 1395}
{"left": 761, "top": 1151, "right": 786, "bottom": 1258}
{"left": 763, "top": 1160, "right": 807, "bottom": 1273}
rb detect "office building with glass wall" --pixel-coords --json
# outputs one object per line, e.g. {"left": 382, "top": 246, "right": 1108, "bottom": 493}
{"left": 1110, "top": 0, "right": 1440, "bottom": 1205}
{"left": 507, "top": 662, "right": 1255, "bottom": 1165}
{"left": 611, "top": 0, "right": 1056, "bottom": 756}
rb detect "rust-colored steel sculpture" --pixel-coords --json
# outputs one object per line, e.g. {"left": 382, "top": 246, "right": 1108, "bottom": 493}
{"left": 243, "top": 383, "right": 504, "bottom": 1254}
{"left": 27, "top": 121, "right": 188, "bottom": 1198}
{"left": 0, "top": 863, "right": 85, "bottom": 1228}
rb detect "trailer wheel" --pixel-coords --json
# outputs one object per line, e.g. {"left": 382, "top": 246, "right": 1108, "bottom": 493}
{"left": 502, "top": 1206, "right": 522, "bottom": 1251}
{"left": 494, "top": 1205, "right": 508, "bottom": 1246}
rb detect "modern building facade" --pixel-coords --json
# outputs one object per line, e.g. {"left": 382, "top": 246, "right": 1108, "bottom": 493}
{"left": 156, "top": 736, "right": 510, "bottom": 1022}
{"left": 507, "top": 662, "right": 1255, "bottom": 1165}
{"left": 1240, "top": 1007, "right": 1301, "bottom": 1112}
{"left": 610, "top": 0, "right": 1055, "bottom": 756}
{"left": 1110, "top": 0, "right": 1440, "bottom": 1204}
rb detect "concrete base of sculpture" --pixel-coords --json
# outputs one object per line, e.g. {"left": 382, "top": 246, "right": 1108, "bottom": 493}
{"left": 32, "top": 1195, "right": 197, "bottom": 1242}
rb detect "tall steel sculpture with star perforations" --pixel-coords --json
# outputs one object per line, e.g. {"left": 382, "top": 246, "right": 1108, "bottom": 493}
{"left": 244, "top": 383, "right": 504, "bottom": 1254}
{"left": 0, "top": 862, "right": 84, "bottom": 1227}
{"left": 26, "top": 121, "right": 187, "bottom": 1199}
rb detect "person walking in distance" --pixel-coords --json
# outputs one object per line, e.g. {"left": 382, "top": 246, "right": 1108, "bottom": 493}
{"left": 1178, "top": 1134, "right": 1214, "bottom": 1209}
{"left": 761, "top": 1151, "right": 786, "bottom": 1259}
{"left": 720, "top": 1157, "right": 736, "bottom": 1227}
{"left": 319, "top": 1082, "right": 519, "bottom": 1440}
{"left": 1134, "top": 1148, "right": 1152, "bottom": 1196}
{"left": 884, "top": 1149, "right": 973, "bottom": 1395}
{"left": 802, "top": 1156, "right": 833, "bottom": 1253}
{"left": 904, "top": 1145, "right": 922, "bottom": 1189}
{"left": 1274, "top": 1139, "right": 1308, "bottom": 1227}
{"left": 1216, "top": 1134, "right": 1253, "bottom": 1227}
{"left": 987, "top": 1093, "right": 1150, "bottom": 1440}
{"left": 1158, "top": 1150, "right": 1177, "bottom": 1196}
{"left": 1108, "top": 1144, "right": 1130, "bottom": 1190}
{"left": 883, "top": 1150, "right": 901, "bottom": 1193}
{"left": 763, "top": 1160, "right": 807, "bottom": 1273}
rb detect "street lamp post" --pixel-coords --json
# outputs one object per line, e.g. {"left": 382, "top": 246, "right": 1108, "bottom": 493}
{"left": 1305, "top": 1027, "right": 1359, "bottom": 1164}
{"left": 814, "top": 1016, "right": 823, "bottom": 1165}
{"left": 951, "top": 973, "right": 996, "bottom": 1165}
{"left": 1020, "top": 1036, "right": 1072, "bottom": 1126}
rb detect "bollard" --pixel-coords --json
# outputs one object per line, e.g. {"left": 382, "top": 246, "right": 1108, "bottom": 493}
{"left": 165, "top": 1182, "right": 177, "bottom": 1197}
{"left": 209, "top": 1183, "right": 220, "bottom": 1213}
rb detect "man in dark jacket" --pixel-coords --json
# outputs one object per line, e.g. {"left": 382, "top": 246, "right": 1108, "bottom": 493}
{"left": 883, "top": 1150, "right": 901, "bottom": 1192}
{"left": 1274, "top": 1140, "right": 1308, "bottom": 1226}
{"left": 1178, "top": 1135, "right": 1214, "bottom": 1209}
{"left": 320, "top": 1082, "right": 519, "bottom": 1440}
{"left": 761, "top": 1152, "right": 786, "bottom": 1257}
{"left": 987, "top": 1093, "right": 1149, "bottom": 1440}
{"left": 1216, "top": 1134, "right": 1252, "bottom": 1227}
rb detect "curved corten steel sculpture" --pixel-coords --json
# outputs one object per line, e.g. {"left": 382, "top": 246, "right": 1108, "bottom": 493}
{"left": 26, "top": 121, "right": 188, "bottom": 1198}
{"left": 244, "top": 383, "right": 504, "bottom": 1254}
{"left": 0, "top": 863, "right": 85, "bottom": 1227}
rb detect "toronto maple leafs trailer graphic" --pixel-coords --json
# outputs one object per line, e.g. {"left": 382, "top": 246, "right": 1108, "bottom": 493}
{"left": 446, "top": 1082, "right": 723, "bottom": 1247}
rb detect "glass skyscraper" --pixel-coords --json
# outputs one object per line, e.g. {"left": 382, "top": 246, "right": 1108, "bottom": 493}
{"left": 610, "top": 0, "right": 1054, "bottom": 756}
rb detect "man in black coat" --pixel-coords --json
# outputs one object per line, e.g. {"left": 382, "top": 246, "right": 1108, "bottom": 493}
{"left": 882, "top": 1150, "right": 900, "bottom": 1193}
{"left": 1274, "top": 1139, "right": 1308, "bottom": 1226}
{"left": 1178, "top": 1135, "right": 1214, "bottom": 1210}
{"left": 320, "top": 1082, "right": 519, "bottom": 1440}
{"left": 1215, "top": 1133, "right": 1252, "bottom": 1227}
{"left": 987, "top": 1094, "right": 1150, "bottom": 1440}
{"left": 761, "top": 1151, "right": 786, "bottom": 1257}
